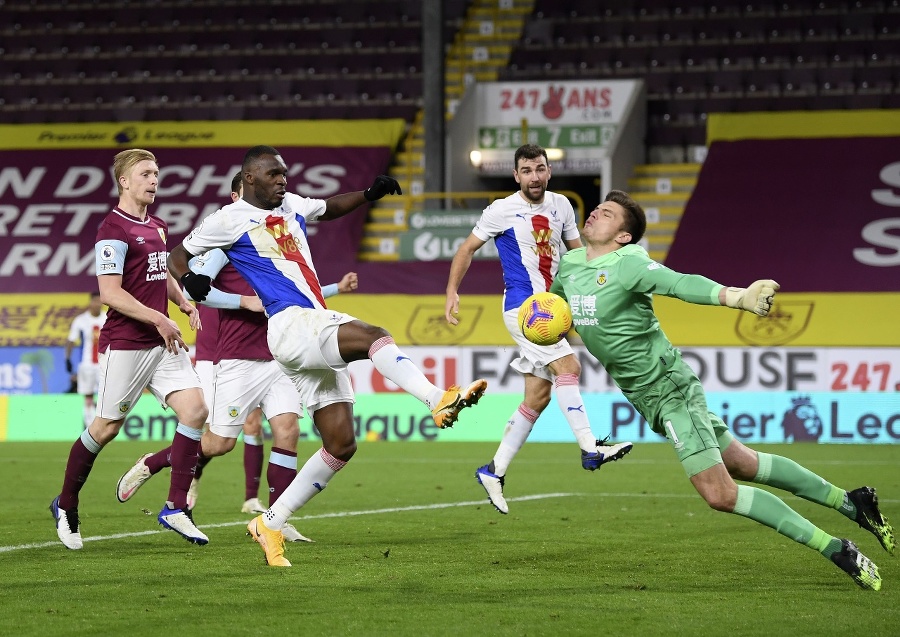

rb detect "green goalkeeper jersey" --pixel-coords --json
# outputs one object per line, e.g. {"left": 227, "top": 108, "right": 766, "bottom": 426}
{"left": 550, "top": 244, "right": 725, "bottom": 393}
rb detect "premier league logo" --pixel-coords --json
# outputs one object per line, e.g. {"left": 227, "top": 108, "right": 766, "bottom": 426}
{"left": 781, "top": 395, "right": 823, "bottom": 442}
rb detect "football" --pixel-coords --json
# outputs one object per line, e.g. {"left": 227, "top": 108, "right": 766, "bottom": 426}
{"left": 518, "top": 292, "right": 573, "bottom": 346}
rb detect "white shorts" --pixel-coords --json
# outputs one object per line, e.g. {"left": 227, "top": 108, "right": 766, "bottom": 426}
{"left": 503, "top": 308, "right": 574, "bottom": 382}
{"left": 96, "top": 346, "right": 201, "bottom": 420}
{"left": 195, "top": 359, "right": 215, "bottom": 413}
{"left": 267, "top": 307, "right": 356, "bottom": 412}
{"left": 209, "top": 358, "right": 302, "bottom": 439}
{"left": 76, "top": 362, "right": 100, "bottom": 396}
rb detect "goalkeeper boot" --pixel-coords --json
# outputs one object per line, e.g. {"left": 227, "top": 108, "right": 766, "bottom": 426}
{"left": 158, "top": 503, "right": 209, "bottom": 545}
{"left": 282, "top": 523, "right": 314, "bottom": 543}
{"left": 247, "top": 515, "right": 291, "bottom": 566}
{"left": 241, "top": 497, "right": 267, "bottom": 514}
{"left": 831, "top": 539, "right": 881, "bottom": 591}
{"left": 432, "top": 379, "right": 488, "bottom": 428}
{"left": 475, "top": 464, "right": 508, "bottom": 514}
{"left": 116, "top": 453, "right": 154, "bottom": 502}
{"left": 50, "top": 496, "right": 83, "bottom": 550}
{"left": 582, "top": 437, "right": 634, "bottom": 471}
{"left": 848, "top": 486, "right": 895, "bottom": 555}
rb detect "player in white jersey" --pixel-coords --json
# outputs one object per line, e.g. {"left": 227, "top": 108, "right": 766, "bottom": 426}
{"left": 445, "top": 143, "right": 632, "bottom": 515}
{"left": 65, "top": 291, "right": 106, "bottom": 427}
{"left": 169, "top": 145, "right": 487, "bottom": 566}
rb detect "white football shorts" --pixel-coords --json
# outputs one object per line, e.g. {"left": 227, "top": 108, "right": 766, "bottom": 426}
{"left": 209, "top": 358, "right": 302, "bottom": 439}
{"left": 195, "top": 359, "right": 215, "bottom": 414}
{"left": 502, "top": 308, "right": 575, "bottom": 382}
{"left": 267, "top": 307, "right": 356, "bottom": 412}
{"left": 96, "top": 346, "right": 201, "bottom": 420}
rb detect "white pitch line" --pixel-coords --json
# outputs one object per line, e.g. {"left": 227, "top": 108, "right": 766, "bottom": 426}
{"left": 1, "top": 492, "right": 576, "bottom": 554}
{"left": 8, "top": 490, "right": 898, "bottom": 554}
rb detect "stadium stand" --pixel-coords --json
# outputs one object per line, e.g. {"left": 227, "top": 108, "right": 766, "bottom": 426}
{"left": 1, "top": 0, "right": 896, "bottom": 266}
{"left": 505, "top": 0, "right": 899, "bottom": 159}
{"left": 2, "top": 0, "right": 895, "bottom": 152}
{"left": 0, "top": 0, "right": 471, "bottom": 124}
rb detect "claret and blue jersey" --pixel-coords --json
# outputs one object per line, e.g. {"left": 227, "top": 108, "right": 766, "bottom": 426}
{"left": 182, "top": 192, "right": 328, "bottom": 317}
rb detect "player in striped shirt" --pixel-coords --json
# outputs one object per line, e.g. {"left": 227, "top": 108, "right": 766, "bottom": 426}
{"left": 445, "top": 144, "right": 632, "bottom": 515}
{"left": 169, "top": 145, "right": 487, "bottom": 566}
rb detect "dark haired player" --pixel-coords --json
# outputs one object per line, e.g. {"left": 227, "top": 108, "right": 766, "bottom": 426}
{"left": 445, "top": 143, "right": 632, "bottom": 515}
{"left": 169, "top": 146, "right": 487, "bottom": 566}
{"left": 550, "top": 189, "right": 893, "bottom": 590}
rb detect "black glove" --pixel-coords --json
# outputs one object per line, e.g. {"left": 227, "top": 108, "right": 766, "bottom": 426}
{"left": 363, "top": 175, "right": 402, "bottom": 201}
{"left": 181, "top": 271, "right": 212, "bottom": 302}
{"left": 65, "top": 359, "right": 73, "bottom": 374}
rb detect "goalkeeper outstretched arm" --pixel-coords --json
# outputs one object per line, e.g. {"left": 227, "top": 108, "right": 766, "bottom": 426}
{"left": 720, "top": 279, "right": 780, "bottom": 316}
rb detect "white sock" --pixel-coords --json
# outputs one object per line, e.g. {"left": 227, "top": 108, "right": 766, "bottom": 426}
{"left": 555, "top": 374, "right": 596, "bottom": 452}
{"left": 492, "top": 404, "right": 539, "bottom": 476}
{"left": 264, "top": 448, "right": 346, "bottom": 530}
{"left": 369, "top": 336, "right": 443, "bottom": 409}
{"left": 83, "top": 404, "right": 94, "bottom": 428}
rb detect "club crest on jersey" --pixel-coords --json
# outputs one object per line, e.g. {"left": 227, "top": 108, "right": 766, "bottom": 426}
{"left": 228, "top": 406, "right": 239, "bottom": 418}
{"left": 118, "top": 401, "right": 131, "bottom": 414}
{"left": 596, "top": 270, "right": 609, "bottom": 286}
{"left": 157, "top": 228, "right": 167, "bottom": 244}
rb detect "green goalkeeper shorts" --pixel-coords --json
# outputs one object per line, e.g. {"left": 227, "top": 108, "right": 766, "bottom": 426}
{"left": 625, "top": 358, "right": 729, "bottom": 477}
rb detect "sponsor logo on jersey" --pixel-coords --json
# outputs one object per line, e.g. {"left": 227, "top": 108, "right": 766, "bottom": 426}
{"left": 136, "top": 236, "right": 145, "bottom": 244}
{"left": 647, "top": 262, "right": 662, "bottom": 270}
{"left": 100, "top": 244, "right": 116, "bottom": 261}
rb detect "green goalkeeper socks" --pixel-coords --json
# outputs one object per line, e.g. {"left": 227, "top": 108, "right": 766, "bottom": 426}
{"left": 754, "top": 452, "right": 856, "bottom": 520}
{"left": 733, "top": 485, "right": 838, "bottom": 556}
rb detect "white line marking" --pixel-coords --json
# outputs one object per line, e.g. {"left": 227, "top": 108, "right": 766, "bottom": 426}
{"left": 12, "top": 491, "right": 899, "bottom": 554}
{"left": 3, "top": 492, "right": 576, "bottom": 554}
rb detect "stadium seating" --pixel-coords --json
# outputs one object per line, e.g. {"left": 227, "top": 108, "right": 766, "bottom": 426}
{"left": 0, "top": 0, "right": 471, "bottom": 123}
{"left": 0, "top": 0, "right": 896, "bottom": 159}
{"left": 506, "top": 0, "right": 898, "bottom": 158}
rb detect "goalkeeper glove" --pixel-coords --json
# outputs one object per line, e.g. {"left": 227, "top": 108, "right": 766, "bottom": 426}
{"left": 65, "top": 359, "right": 73, "bottom": 374}
{"left": 724, "top": 279, "right": 780, "bottom": 316}
{"left": 363, "top": 175, "right": 402, "bottom": 201}
{"left": 181, "top": 271, "right": 212, "bottom": 302}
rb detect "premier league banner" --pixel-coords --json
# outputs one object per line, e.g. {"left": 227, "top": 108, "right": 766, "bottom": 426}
{"left": 3, "top": 390, "right": 898, "bottom": 444}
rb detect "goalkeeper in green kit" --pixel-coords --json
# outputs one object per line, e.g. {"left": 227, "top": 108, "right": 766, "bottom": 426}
{"left": 549, "top": 189, "right": 894, "bottom": 590}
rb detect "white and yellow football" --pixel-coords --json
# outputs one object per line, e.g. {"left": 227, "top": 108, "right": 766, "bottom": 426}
{"left": 518, "top": 292, "right": 572, "bottom": 346}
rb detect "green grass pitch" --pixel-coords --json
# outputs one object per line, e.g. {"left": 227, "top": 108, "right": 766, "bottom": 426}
{"left": 2, "top": 440, "right": 898, "bottom": 636}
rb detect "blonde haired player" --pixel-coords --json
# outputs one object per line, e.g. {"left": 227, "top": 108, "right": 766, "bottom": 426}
{"left": 51, "top": 148, "right": 209, "bottom": 549}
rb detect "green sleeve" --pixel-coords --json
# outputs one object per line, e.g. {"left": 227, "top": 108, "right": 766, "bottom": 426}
{"left": 549, "top": 275, "right": 567, "bottom": 301}
{"left": 619, "top": 253, "right": 724, "bottom": 305}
